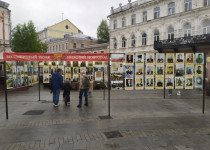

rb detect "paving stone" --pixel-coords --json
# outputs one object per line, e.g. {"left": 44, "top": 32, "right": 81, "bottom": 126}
{"left": 73, "top": 141, "right": 87, "bottom": 150}
{"left": 59, "top": 143, "right": 73, "bottom": 150}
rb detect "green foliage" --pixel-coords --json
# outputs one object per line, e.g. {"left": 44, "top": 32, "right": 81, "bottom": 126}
{"left": 12, "top": 20, "right": 48, "bottom": 53}
{"left": 97, "top": 20, "right": 109, "bottom": 44}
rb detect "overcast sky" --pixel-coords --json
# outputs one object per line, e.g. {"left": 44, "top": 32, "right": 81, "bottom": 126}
{"left": 5, "top": 0, "right": 129, "bottom": 38}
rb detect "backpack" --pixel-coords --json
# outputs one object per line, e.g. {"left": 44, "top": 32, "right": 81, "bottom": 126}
{"left": 83, "top": 77, "right": 90, "bottom": 89}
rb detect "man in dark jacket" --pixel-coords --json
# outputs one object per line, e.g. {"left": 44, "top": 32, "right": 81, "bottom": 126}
{"left": 51, "top": 68, "right": 63, "bottom": 107}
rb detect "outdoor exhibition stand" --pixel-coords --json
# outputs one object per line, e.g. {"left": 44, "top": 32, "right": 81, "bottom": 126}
{"left": 3, "top": 52, "right": 111, "bottom": 120}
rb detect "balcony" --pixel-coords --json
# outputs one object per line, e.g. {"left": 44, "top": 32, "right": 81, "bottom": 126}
{"left": 154, "top": 34, "right": 210, "bottom": 52}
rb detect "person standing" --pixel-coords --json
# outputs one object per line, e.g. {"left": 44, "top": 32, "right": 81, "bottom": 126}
{"left": 77, "top": 71, "right": 90, "bottom": 108}
{"left": 63, "top": 79, "right": 72, "bottom": 106}
{"left": 51, "top": 68, "right": 63, "bottom": 107}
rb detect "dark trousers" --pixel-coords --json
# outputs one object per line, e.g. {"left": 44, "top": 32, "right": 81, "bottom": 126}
{"left": 79, "top": 89, "right": 88, "bottom": 106}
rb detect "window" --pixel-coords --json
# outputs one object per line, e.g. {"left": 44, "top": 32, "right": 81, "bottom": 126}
{"left": 122, "top": 17, "right": 126, "bottom": 27}
{"left": 114, "top": 38, "right": 117, "bottom": 49}
{"left": 53, "top": 46, "right": 55, "bottom": 52}
{"left": 168, "top": 27, "right": 174, "bottom": 41}
{"left": 142, "top": 33, "right": 147, "bottom": 45}
{"left": 204, "top": 0, "right": 210, "bottom": 6}
{"left": 154, "top": 7, "right": 160, "bottom": 19}
{"left": 73, "top": 43, "right": 76, "bottom": 48}
{"left": 66, "top": 43, "right": 68, "bottom": 49}
{"left": 62, "top": 44, "right": 64, "bottom": 50}
{"left": 101, "top": 51, "right": 104, "bottom": 53}
{"left": 203, "top": 20, "right": 210, "bottom": 34}
{"left": 59, "top": 45, "right": 61, "bottom": 51}
{"left": 81, "top": 44, "right": 84, "bottom": 48}
{"left": 94, "top": 52, "right": 97, "bottom": 53}
{"left": 185, "top": 0, "right": 192, "bottom": 11}
{"left": 168, "top": 2, "right": 175, "bottom": 15}
{"left": 143, "top": 11, "right": 147, "bottom": 22}
{"left": 184, "top": 23, "right": 191, "bottom": 37}
{"left": 154, "top": 30, "right": 159, "bottom": 42}
{"left": 56, "top": 45, "right": 58, "bottom": 52}
{"left": 131, "top": 35, "right": 136, "bottom": 47}
{"left": 50, "top": 47, "right": 51, "bottom": 52}
{"left": 131, "top": 14, "right": 136, "bottom": 25}
{"left": 114, "top": 20, "right": 117, "bottom": 29}
{"left": 122, "top": 37, "right": 126, "bottom": 48}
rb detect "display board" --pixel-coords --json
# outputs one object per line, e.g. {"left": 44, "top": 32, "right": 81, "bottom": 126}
{"left": 110, "top": 53, "right": 204, "bottom": 90}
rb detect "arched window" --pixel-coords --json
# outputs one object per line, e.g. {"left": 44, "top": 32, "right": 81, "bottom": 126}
{"left": 142, "top": 33, "right": 147, "bottom": 45}
{"left": 168, "top": 2, "right": 175, "bottom": 15}
{"left": 122, "top": 17, "right": 126, "bottom": 27}
{"left": 168, "top": 27, "right": 174, "bottom": 41}
{"left": 204, "top": 0, "right": 210, "bottom": 6}
{"left": 185, "top": 0, "right": 192, "bottom": 11}
{"left": 184, "top": 23, "right": 191, "bottom": 37}
{"left": 154, "top": 30, "right": 159, "bottom": 42}
{"left": 131, "top": 14, "right": 136, "bottom": 25}
{"left": 154, "top": 7, "right": 160, "bottom": 19}
{"left": 113, "top": 38, "right": 117, "bottom": 49}
{"left": 203, "top": 20, "right": 210, "bottom": 34}
{"left": 131, "top": 35, "right": 136, "bottom": 47}
{"left": 122, "top": 37, "right": 126, "bottom": 48}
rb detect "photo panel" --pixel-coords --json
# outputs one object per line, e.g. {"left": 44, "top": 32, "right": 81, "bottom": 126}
{"left": 43, "top": 74, "right": 50, "bottom": 83}
{"left": 135, "top": 65, "right": 144, "bottom": 76}
{"left": 135, "top": 77, "right": 144, "bottom": 90}
{"left": 58, "top": 61, "right": 64, "bottom": 66}
{"left": 43, "top": 66, "right": 49, "bottom": 74}
{"left": 146, "top": 65, "right": 154, "bottom": 76}
{"left": 86, "top": 67, "right": 94, "bottom": 75}
{"left": 51, "top": 66, "right": 57, "bottom": 74}
{"left": 176, "top": 53, "right": 184, "bottom": 64}
{"left": 80, "top": 61, "right": 86, "bottom": 67}
{"left": 166, "top": 65, "right": 174, "bottom": 75}
{"left": 195, "top": 76, "right": 203, "bottom": 88}
{"left": 111, "top": 81, "right": 124, "bottom": 90}
{"left": 135, "top": 53, "right": 144, "bottom": 65}
{"left": 195, "top": 53, "right": 204, "bottom": 64}
{"left": 156, "top": 53, "right": 165, "bottom": 64}
{"left": 185, "top": 77, "right": 193, "bottom": 89}
{"left": 125, "top": 78, "right": 134, "bottom": 90}
{"left": 95, "top": 71, "right": 102, "bottom": 81}
{"left": 73, "top": 61, "right": 79, "bottom": 67}
{"left": 186, "top": 53, "right": 194, "bottom": 64}
{"left": 88, "top": 61, "right": 93, "bottom": 67}
{"left": 125, "top": 65, "right": 134, "bottom": 78}
{"left": 146, "top": 53, "right": 154, "bottom": 64}
{"left": 175, "top": 65, "right": 184, "bottom": 77}
{"left": 175, "top": 77, "right": 184, "bottom": 89}
{"left": 73, "top": 67, "right": 79, "bottom": 74}
{"left": 156, "top": 77, "right": 164, "bottom": 89}
{"left": 195, "top": 64, "right": 203, "bottom": 75}
{"left": 44, "top": 61, "right": 49, "bottom": 66}
{"left": 65, "top": 67, "right": 71, "bottom": 74}
{"left": 145, "top": 77, "right": 154, "bottom": 89}
{"left": 125, "top": 53, "right": 134, "bottom": 65}
{"left": 185, "top": 65, "right": 194, "bottom": 76}
{"left": 51, "top": 61, "right": 57, "bottom": 66}
{"left": 166, "top": 53, "right": 174, "bottom": 64}
{"left": 165, "top": 77, "right": 174, "bottom": 89}
{"left": 156, "top": 65, "right": 164, "bottom": 76}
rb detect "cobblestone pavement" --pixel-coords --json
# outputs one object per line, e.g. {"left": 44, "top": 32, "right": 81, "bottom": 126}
{"left": 0, "top": 86, "right": 210, "bottom": 150}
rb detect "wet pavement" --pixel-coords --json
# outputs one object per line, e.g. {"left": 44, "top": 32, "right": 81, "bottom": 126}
{"left": 0, "top": 85, "right": 210, "bottom": 150}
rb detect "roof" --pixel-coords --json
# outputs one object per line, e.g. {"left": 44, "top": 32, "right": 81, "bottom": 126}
{"left": 0, "top": 1, "right": 9, "bottom": 9}
{"left": 69, "top": 43, "right": 108, "bottom": 51}
{"left": 38, "top": 19, "right": 83, "bottom": 33}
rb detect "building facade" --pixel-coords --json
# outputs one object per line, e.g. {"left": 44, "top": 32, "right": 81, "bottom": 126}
{"left": 47, "top": 34, "right": 98, "bottom": 53}
{"left": 38, "top": 19, "right": 83, "bottom": 43}
{"left": 108, "top": 0, "right": 210, "bottom": 53}
{"left": 66, "top": 43, "right": 109, "bottom": 53}
{"left": 0, "top": 0, "right": 11, "bottom": 53}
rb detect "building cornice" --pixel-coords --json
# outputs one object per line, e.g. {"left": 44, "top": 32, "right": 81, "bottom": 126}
{"left": 110, "top": 6, "right": 210, "bottom": 34}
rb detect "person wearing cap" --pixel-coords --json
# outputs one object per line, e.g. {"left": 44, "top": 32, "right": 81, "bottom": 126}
{"left": 51, "top": 68, "right": 63, "bottom": 107}
{"left": 77, "top": 71, "right": 90, "bottom": 108}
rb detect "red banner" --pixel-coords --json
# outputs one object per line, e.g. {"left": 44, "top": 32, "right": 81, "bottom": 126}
{"left": 3, "top": 52, "right": 109, "bottom": 61}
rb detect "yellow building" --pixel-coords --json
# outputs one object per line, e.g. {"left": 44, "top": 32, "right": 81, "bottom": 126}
{"left": 38, "top": 19, "right": 83, "bottom": 43}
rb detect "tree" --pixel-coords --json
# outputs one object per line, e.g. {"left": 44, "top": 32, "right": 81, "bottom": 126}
{"left": 12, "top": 20, "right": 48, "bottom": 53}
{"left": 97, "top": 20, "right": 109, "bottom": 44}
